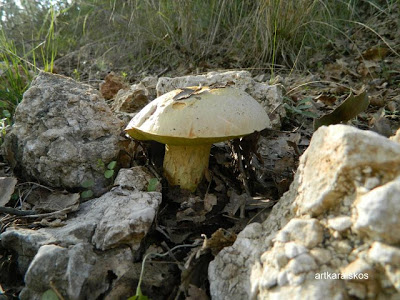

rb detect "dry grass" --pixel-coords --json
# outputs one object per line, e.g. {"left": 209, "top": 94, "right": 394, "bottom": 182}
{"left": 0, "top": 0, "right": 397, "bottom": 79}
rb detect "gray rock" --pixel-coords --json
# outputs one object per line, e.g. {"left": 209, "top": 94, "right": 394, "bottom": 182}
{"left": 113, "top": 166, "right": 161, "bottom": 192}
{"left": 0, "top": 176, "right": 17, "bottom": 206}
{"left": 1, "top": 168, "right": 162, "bottom": 299}
{"left": 156, "top": 71, "right": 253, "bottom": 96}
{"left": 20, "top": 243, "right": 135, "bottom": 300}
{"left": 23, "top": 244, "right": 70, "bottom": 296}
{"left": 0, "top": 229, "right": 56, "bottom": 274}
{"left": 3, "top": 72, "right": 124, "bottom": 195}
{"left": 140, "top": 76, "right": 158, "bottom": 99}
{"left": 92, "top": 188, "right": 161, "bottom": 250}
{"left": 250, "top": 82, "right": 285, "bottom": 129}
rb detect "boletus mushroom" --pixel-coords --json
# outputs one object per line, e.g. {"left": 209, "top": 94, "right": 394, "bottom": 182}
{"left": 125, "top": 86, "right": 271, "bottom": 191}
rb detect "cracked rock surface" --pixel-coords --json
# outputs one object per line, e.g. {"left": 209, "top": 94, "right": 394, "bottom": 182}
{"left": 208, "top": 124, "right": 400, "bottom": 299}
{"left": 1, "top": 167, "right": 162, "bottom": 300}
{"left": 3, "top": 72, "right": 124, "bottom": 195}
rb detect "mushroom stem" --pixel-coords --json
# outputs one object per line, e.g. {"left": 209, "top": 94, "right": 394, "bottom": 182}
{"left": 163, "top": 143, "right": 211, "bottom": 191}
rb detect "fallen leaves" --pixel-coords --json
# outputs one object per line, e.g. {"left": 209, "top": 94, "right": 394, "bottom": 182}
{"left": 360, "top": 46, "right": 390, "bottom": 61}
{"left": 176, "top": 193, "right": 218, "bottom": 223}
{"left": 314, "top": 90, "right": 369, "bottom": 130}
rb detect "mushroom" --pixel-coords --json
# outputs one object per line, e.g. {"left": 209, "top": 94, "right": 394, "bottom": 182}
{"left": 125, "top": 86, "right": 271, "bottom": 191}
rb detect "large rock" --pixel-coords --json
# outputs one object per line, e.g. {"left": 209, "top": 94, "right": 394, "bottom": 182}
{"left": 156, "top": 71, "right": 285, "bottom": 128}
{"left": 209, "top": 125, "right": 400, "bottom": 299}
{"left": 19, "top": 243, "right": 135, "bottom": 300}
{"left": 1, "top": 167, "right": 162, "bottom": 299}
{"left": 3, "top": 72, "right": 124, "bottom": 195}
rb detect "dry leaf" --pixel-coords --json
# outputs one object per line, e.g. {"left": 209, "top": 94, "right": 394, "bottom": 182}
{"left": 315, "top": 94, "right": 337, "bottom": 106}
{"left": 186, "top": 284, "right": 209, "bottom": 300}
{"left": 34, "top": 192, "right": 80, "bottom": 212}
{"left": 361, "top": 46, "right": 389, "bottom": 61}
{"left": 314, "top": 91, "right": 369, "bottom": 130}
{"left": 357, "top": 61, "right": 381, "bottom": 77}
{"left": 223, "top": 191, "right": 248, "bottom": 218}
{"left": 370, "top": 108, "right": 392, "bottom": 137}
{"left": 203, "top": 228, "right": 237, "bottom": 256}
{"left": 204, "top": 194, "right": 217, "bottom": 212}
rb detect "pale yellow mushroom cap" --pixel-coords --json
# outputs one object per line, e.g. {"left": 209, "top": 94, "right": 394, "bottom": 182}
{"left": 125, "top": 86, "right": 271, "bottom": 145}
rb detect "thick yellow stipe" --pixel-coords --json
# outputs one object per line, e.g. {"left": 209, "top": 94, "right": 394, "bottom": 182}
{"left": 163, "top": 144, "right": 211, "bottom": 191}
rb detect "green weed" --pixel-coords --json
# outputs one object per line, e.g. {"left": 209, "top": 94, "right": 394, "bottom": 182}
{"left": 0, "top": 3, "right": 58, "bottom": 125}
{"left": 283, "top": 96, "right": 318, "bottom": 119}
{"left": 80, "top": 160, "right": 117, "bottom": 199}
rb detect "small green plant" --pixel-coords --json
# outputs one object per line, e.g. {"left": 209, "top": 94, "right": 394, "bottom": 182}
{"left": 98, "top": 160, "right": 117, "bottom": 179}
{"left": 80, "top": 179, "right": 94, "bottom": 199}
{"left": 0, "top": 3, "right": 58, "bottom": 126}
{"left": 0, "top": 117, "right": 10, "bottom": 146}
{"left": 80, "top": 160, "right": 117, "bottom": 199}
{"left": 127, "top": 251, "right": 152, "bottom": 300}
{"left": 41, "top": 289, "right": 59, "bottom": 300}
{"left": 147, "top": 178, "right": 159, "bottom": 192}
{"left": 283, "top": 96, "right": 318, "bottom": 118}
{"left": 72, "top": 68, "right": 81, "bottom": 81}
{"left": 0, "top": 31, "right": 34, "bottom": 121}
{"left": 128, "top": 242, "right": 198, "bottom": 300}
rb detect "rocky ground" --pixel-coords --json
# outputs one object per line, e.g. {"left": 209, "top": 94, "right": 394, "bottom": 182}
{"left": 0, "top": 4, "right": 400, "bottom": 300}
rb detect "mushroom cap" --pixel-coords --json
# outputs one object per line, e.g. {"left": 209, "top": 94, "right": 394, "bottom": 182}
{"left": 125, "top": 86, "right": 271, "bottom": 145}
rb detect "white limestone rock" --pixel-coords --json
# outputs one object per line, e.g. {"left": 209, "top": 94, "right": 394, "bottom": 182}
{"left": 368, "top": 242, "right": 400, "bottom": 265}
{"left": 275, "top": 218, "right": 323, "bottom": 249}
{"left": 368, "top": 242, "right": 400, "bottom": 292}
{"left": 354, "top": 177, "right": 400, "bottom": 244}
{"left": 327, "top": 216, "right": 352, "bottom": 232}
{"left": 209, "top": 125, "right": 400, "bottom": 300}
{"left": 294, "top": 125, "right": 400, "bottom": 216}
